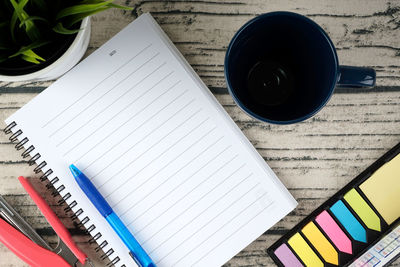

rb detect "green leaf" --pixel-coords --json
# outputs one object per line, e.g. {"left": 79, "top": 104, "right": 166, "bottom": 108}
{"left": 19, "top": 0, "right": 29, "bottom": 8}
{"left": 52, "top": 22, "right": 81, "bottom": 35}
{"left": 19, "top": 16, "right": 48, "bottom": 28}
{"left": 21, "top": 54, "right": 40, "bottom": 64}
{"left": 10, "top": 11, "right": 17, "bottom": 43}
{"left": 66, "top": 6, "right": 110, "bottom": 27}
{"left": 56, "top": 0, "right": 114, "bottom": 20}
{"left": 14, "top": 48, "right": 45, "bottom": 65}
{"left": 10, "top": 0, "right": 29, "bottom": 10}
{"left": 9, "top": 0, "right": 41, "bottom": 41}
{"left": 20, "top": 49, "right": 45, "bottom": 61}
{"left": 9, "top": 40, "right": 50, "bottom": 58}
{"left": 9, "top": 0, "right": 26, "bottom": 19}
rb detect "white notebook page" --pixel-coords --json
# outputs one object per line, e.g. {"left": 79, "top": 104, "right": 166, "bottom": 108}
{"left": 6, "top": 13, "right": 296, "bottom": 267}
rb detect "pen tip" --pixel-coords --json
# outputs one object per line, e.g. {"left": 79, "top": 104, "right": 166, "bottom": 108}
{"left": 69, "top": 164, "right": 82, "bottom": 177}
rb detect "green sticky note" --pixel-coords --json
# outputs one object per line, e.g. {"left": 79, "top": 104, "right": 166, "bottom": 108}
{"left": 344, "top": 188, "right": 381, "bottom": 232}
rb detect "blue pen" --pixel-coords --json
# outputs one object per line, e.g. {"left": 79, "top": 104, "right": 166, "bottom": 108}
{"left": 69, "top": 164, "right": 156, "bottom": 267}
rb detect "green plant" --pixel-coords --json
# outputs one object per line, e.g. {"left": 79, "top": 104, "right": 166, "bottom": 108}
{"left": 0, "top": 0, "right": 131, "bottom": 65}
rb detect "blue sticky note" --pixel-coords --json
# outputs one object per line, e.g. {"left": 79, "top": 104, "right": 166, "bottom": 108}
{"left": 330, "top": 200, "right": 367, "bottom": 243}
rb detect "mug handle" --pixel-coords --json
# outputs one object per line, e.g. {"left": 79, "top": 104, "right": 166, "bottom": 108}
{"left": 337, "top": 66, "right": 376, "bottom": 88}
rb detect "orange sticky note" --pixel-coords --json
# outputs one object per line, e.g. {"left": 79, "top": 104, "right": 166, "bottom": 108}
{"left": 302, "top": 222, "right": 338, "bottom": 265}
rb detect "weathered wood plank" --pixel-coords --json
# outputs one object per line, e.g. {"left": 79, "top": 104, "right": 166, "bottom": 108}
{"left": 1, "top": 0, "right": 400, "bottom": 266}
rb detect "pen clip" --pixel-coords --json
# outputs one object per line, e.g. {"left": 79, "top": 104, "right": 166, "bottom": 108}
{"left": 130, "top": 251, "right": 144, "bottom": 267}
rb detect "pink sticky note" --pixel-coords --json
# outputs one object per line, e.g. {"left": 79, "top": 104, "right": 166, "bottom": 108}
{"left": 315, "top": 210, "right": 353, "bottom": 254}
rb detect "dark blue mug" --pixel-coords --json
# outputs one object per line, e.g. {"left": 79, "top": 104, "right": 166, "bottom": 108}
{"left": 224, "top": 12, "right": 376, "bottom": 124}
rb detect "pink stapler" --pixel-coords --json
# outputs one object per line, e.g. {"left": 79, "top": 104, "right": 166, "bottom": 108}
{"left": 0, "top": 177, "right": 93, "bottom": 267}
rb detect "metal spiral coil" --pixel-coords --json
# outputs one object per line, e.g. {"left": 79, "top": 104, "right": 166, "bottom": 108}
{"left": 75, "top": 216, "right": 89, "bottom": 228}
{"left": 4, "top": 121, "right": 16, "bottom": 134}
{"left": 108, "top": 256, "right": 121, "bottom": 266}
{"left": 22, "top": 145, "right": 35, "bottom": 158}
{"left": 15, "top": 137, "right": 28, "bottom": 150}
{"left": 28, "top": 153, "right": 41, "bottom": 166}
{"left": 41, "top": 169, "right": 53, "bottom": 182}
{"left": 34, "top": 161, "right": 47, "bottom": 174}
{"left": 96, "top": 240, "right": 108, "bottom": 252}
{"left": 102, "top": 248, "right": 114, "bottom": 260}
{"left": 3, "top": 121, "right": 120, "bottom": 266}
{"left": 65, "top": 200, "right": 77, "bottom": 213}
{"left": 9, "top": 129, "right": 22, "bottom": 142}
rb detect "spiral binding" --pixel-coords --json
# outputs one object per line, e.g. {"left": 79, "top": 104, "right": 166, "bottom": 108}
{"left": 4, "top": 121, "right": 121, "bottom": 266}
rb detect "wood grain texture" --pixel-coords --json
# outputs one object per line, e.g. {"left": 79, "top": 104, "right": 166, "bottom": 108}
{"left": 0, "top": 0, "right": 399, "bottom": 266}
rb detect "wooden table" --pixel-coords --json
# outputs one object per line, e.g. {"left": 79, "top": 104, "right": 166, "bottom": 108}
{"left": 1, "top": 0, "right": 399, "bottom": 266}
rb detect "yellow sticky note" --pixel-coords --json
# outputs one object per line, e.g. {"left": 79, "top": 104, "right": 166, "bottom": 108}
{"left": 302, "top": 222, "right": 339, "bottom": 265}
{"left": 360, "top": 153, "right": 400, "bottom": 224}
{"left": 344, "top": 188, "right": 381, "bottom": 231}
{"left": 288, "top": 233, "right": 324, "bottom": 267}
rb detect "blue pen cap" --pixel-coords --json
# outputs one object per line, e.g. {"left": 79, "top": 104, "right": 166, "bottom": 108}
{"left": 69, "top": 164, "right": 113, "bottom": 217}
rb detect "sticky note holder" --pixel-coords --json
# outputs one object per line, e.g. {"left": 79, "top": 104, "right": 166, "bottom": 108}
{"left": 268, "top": 142, "right": 400, "bottom": 267}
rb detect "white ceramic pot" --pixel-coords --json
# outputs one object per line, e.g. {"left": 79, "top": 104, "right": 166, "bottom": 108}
{"left": 0, "top": 17, "right": 91, "bottom": 82}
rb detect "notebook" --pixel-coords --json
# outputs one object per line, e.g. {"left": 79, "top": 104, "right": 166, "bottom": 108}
{"left": 4, "top": 13, "right": 297, "bottom": 267}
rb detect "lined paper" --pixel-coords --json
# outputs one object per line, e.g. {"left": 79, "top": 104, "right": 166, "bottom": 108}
{"left": 6, "top": 13, "right": 296, "bottom": 267}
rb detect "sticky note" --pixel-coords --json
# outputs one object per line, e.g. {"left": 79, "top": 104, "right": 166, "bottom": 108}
{"left": 344, "top": 188, "right": 381, "bottom": 231}
{"left": 315, "top": 210, "right": 352, "bottom": 254}
{"left": 288, "top": 233, "right": 324, "bottom": 267}
{"left": 360, "top": 153, "right": 400, "bottom": 224}
{"left": 302, "top": 222, "right": 339, "bottom": 265}
{"left": 331, "top": 200, "right": 367, "bottom": 243}
{"left": 274, "top": 243, "right": 304, "bottom": 267}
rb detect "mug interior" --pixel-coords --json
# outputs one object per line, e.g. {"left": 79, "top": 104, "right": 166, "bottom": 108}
{"left": 225, "top": 12, "right": 338, "bottom": 123}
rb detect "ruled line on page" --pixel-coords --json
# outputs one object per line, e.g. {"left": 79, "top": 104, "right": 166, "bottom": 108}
{"left": 143, "top": 172, "right": 252, "bottom": 247}
{"left": 63, "top": 74, "right": 178, "bottom": 157}
{"left": 146, "top": 173, "right": 253, "bottom": 253}
{"left": 56, "top": 70, "right": 174, "bottom": 148}
{"left": 155, "top": 182, "right": 261, "bottom": 263}
{"left": 96, "top": 100, "right": 203, "bottom": 193}
{"left": 82, "top": 88, "right": 188, "bottom": 171}
{"left": 69, "top": 80, "right": 183, "bottom": 160}
{"left": 117, "top": 135, "right": 224, "bottom": 215}
{"left": 87, "top": 92, "right": 194, "bottom": 181}
{"left": 125, "top": 145, "right": 231, "bottom": 224}
{"left": 41, "top": 43, "right": 153, "bottom": 129}
{"left": 133, "top": 161, "right": 245, "bottom": 234}
{"left": 104, "top": 117, "right": 212, "bottom": 203}
{"left": 93, "top": 107, "right": 203, "bottom": 185}
{"left": 172, "top": 191, "right": 268, "bottom": 266}
{"left": 192, "top": 202, "right": 274, "bottom": 266}
{"left": 48, "top": 52, "right": 162, "bottom": 138}
{"left": 109, "top": 126, "right": 218, "bottom": 207}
